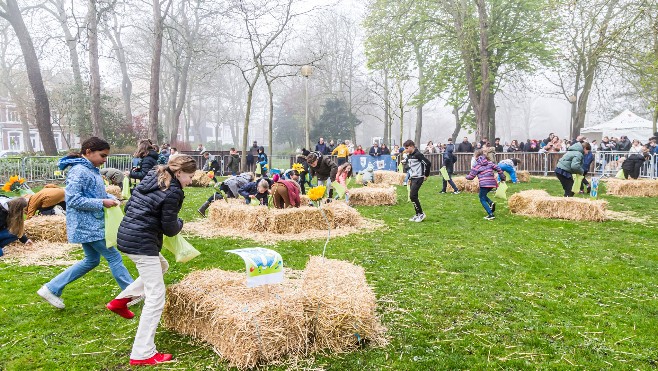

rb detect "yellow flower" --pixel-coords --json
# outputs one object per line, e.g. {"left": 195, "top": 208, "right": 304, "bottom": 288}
{"left": 307, "top": 185, "right": 326, "bottom": 201}
{"left": 207, "top": 171, "right": 214, "bottom": 179}
{"left": 2, "top": 184, "right": 10, "bottom": 192}
{"left": 292, "top": 163, "right": 305, "bottom": 173}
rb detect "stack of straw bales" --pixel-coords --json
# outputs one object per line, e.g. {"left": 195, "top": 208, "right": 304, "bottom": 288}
{"left": 517, "top": 171, "right": 530, "bottom": 183}
{"left": 163, "top": 257, "right": 386, "bottom": 369}
{"left": 605, "top": 178, "right": 658, "bottom": 197}
{"left": 24, "top": 215, "right": 68, "bottom": 243}
{"left": 191, "top": 170, "right": 213, "bottom": 187}
{"left": 374, "top": 170, "right": 405, "bottom": 186}
{"left": 105, "top": 185, "right": 122, "bottom": 200}
{"left": 452, "top": 177, "right": 480, "bottom": 193}
{"left": 206, "top": 200, "right": 363, "bottom": 234}
{"left": 348, "top": 186, "right": 397, "bottom": 206}
{"left": 508, "top": 190, "right": 607, "bottom": 221}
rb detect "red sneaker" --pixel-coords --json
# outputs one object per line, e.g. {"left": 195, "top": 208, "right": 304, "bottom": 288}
{"left": 106, "top": 298, "right": 134, "bottom": 319}
{"left": 129, "top": 353, "right": 173, "bottom": 366}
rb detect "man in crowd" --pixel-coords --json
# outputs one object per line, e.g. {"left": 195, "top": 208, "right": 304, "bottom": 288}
{"left": 369, "top": 142, "right": 381, "bottom": 156}
{"left": 456, "top": 137, "right": 474, "bottom": 152}
{"left": 315, "top": 137, "right": 329, "bottom": 155}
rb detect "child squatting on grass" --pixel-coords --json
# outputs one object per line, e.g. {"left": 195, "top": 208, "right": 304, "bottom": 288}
{"left": 106, "top": 155, "right": 197, "bottom": 366}
{"left": 403, "top": 139, "right": 431, "bottom": 222}
{"left": 466, "top": 149, "right": 506, "bottom": 221}
{"left": 554, "top": 142, "right": 589, "bottom": 197}
{"left": 0, "top": 197, "right": 32, "bottom": 257}
{"left": 38, "top": 137, "right": 133, "bottom": 310}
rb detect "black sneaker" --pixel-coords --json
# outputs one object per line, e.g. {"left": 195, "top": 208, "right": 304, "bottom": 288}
{"left": 490, "top": 202, "right": 496, "bottom": 213}
{"left": 439, "top": 191, "right": 447, "bottom": 194}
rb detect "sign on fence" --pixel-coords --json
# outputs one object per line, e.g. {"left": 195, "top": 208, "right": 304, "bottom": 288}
{"left": 350, "top": 155, "right": 398, "bottom": 173}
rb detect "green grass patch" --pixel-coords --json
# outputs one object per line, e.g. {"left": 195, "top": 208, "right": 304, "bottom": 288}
{"left": 1, "top": 177, "right": 657, "bottom": 369}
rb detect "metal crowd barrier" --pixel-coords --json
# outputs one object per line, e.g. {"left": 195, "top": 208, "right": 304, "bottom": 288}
{"left": 2, "top": 152, "right": 655, "bottom": 185}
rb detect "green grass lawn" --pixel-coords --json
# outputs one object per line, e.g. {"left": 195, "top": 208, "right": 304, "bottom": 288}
{"left": 1, "top": 177, "right": 658, "bottom": 370}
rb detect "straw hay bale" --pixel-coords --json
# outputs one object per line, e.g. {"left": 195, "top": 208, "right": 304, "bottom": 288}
{"left": 105, "top": 185, "right": 122, "bottom": 200}
{"left": 162, "top": 257, "right": 386, "bottom": 368}
{"left": 2, "top": 241, "right": 78, "bottom": 266}
{"left": 374, "top": 170, "right": 405, "bottom": 186}
{"left": 24, "top": 215, "right": 68, "bottom": 243}
{"left": 302, "top": 256, "right": 387, "bottom": 352}
{"left": 348, "top": 186, "right": 397, "bottom": 206}
{"left": 163, "top": 269, "right": 307, "bottom": 369}
{"left": 517, "top": 171, "right": 530, "bottom": 183}
{"left": 452, "top": 177, "right": 480, "bottom": 193}
{"left": 604, "top": 178, "right": 658, "bottom": 197}
{"left": 191, "top": 170, "right": 213, "bottom": 187}
{"left": 508, "top": 190, "right": 607, "bottom": 222}
{"left": 300, "top": 194, "right": 311, "bottom": 205}
{"left": 206, "top": 200, "right": 363, "bottom": 234}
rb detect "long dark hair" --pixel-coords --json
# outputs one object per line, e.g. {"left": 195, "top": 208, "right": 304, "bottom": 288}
{"left": 68, "top": 137, "right": 110, "bottom": 158}
{"left": 6, "top": 197, "right": 27, "bottom": 236}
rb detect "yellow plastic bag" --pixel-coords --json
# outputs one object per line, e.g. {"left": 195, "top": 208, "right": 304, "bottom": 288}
{"left": 571, "top": 174, "right": 584, "bottom": 193}
{"left": 615, "top": 169, "right": 625, "bottom": 179}
{"left": 162, "top": 234, "right": 201, "bottom": 263}
{"left": 255, "top": 163, "right": 262, "bottom": 175}
{"left": 121, "top": 177, "right": 131, "bottom": 199}
{"left": 104, "top": 206, "right": 124, "bottom": 248}
{"left": 494, "top": 181, "right": 508, "bottom": 200}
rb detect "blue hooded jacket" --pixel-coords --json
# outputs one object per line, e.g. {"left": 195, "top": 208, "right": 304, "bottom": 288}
{"left": 59, "top": 156, "right": 113, "bottom": 243}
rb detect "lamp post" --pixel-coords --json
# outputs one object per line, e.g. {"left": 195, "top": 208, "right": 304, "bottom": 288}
{"left": 301, "top": 65, "right": 313, "bottom": 150}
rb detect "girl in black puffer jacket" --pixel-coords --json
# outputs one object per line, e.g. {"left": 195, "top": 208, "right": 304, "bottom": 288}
{"left": 106, "top": 155, "right": 197, "bottom": 366}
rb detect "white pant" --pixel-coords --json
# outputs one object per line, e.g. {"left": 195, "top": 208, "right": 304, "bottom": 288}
{"left": 117, "top": 254, "right": 169, "bottom": 360}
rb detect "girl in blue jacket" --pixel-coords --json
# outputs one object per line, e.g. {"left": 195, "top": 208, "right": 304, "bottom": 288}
{"left": 38, "top": 137, "right": 133, "bottom": 310}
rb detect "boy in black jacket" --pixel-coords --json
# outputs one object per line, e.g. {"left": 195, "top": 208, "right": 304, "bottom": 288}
{"left": 306, "top": 152, "right": 338, "bottom": 199}
{"left": 403, "top": 140, "right": 431, "bottom": 222}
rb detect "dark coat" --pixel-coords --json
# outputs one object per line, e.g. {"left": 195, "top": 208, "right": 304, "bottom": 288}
{"left": 117, "top": 169, "right": 184, "bottom": 256}
{"left": 315, "top": 142, "right": 329, "bottom": 155}
{"left": 309, "top": 154, "right": 338, "bottom": 181}
{"left": 456, "top": 141, "right": 474, "bottom": 153}
{"left": 129, "top": 150, "right": 159, "bottom": 180}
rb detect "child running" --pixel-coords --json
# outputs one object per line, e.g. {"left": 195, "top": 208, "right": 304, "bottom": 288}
{"left": 38, "top": 137, "right": 133, "bottom": 309}
{"left": 0, "top": 197, "right": 32, "bottom": 257}
{"left": 466, "top": 149, "right": 505, "bottom": 220}
{"left": 105, "top": 155, "right": 197, "bottom": 366}
{"left": 403, "top": 140, "right": 431, "bottom": 222}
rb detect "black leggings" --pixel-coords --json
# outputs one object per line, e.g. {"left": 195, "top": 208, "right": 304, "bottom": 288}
{"left": 556, "top": 172, "right": 574, "bottom": 197}
{"left": 409, "top": 177, "right": 425, "bottom": 214}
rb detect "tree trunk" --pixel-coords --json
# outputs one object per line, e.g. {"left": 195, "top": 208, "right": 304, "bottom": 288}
{"left": 413, "top": 44, "right": 424, "bottom": 145}
{"left": 240, "top": 68, "right": 261, "bottom": 170}
{"left": 488, "top": 95, "right": 496, "bottom": 142}
{"left": 266, "top": 79, "right": 274, "bottom": 161}
{"left": 52, "top": 0, "right": 89, "bottom": 139}
{"left": 451, "top": 106, "right": 461, "bottom": 142}
{"left": 148, "top": 0, "right": 166, "bottom": 142}
{"left": 475, "top": 0, "right": 491, "bottom": 142}
{"left": 170, "top": 55, "right": 191, "bottom": 145}
{"left": 383, "top": 69, "right": 390, "bottom": 145}
{"left": 1, "top": 0, "right": 56, "bottom": 154}
{"left": 398, "top": 80, "right": 404, "bottom": 146}
{"left": 87, "top": 0, "right": 102, "bottom": 138}
{"left": 104, "top": 13, "right": 132, "bottom": 127}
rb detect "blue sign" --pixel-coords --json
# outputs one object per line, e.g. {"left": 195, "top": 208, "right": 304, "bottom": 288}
{"left": 350, "top": 155, "right": 399, "bottom": 173}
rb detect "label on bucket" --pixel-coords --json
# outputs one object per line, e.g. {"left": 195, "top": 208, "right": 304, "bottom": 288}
{"left": 227, "top": 247, "right": 284, "bottom": 287}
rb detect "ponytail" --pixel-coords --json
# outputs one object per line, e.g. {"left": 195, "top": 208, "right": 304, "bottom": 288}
{"left": 157, "top": 155, "right": 197, "bottom": 190}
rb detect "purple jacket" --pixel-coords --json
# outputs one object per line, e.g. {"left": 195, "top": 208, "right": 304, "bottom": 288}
{"left": 466, "top": 156, "right": 505, "bottom": 188}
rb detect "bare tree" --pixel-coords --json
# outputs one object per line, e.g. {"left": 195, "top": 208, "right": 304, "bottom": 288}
{"left": 0, "top": 0, "right": 57, "bottom": 154}
{"left": 87, "top": 0, "right": 102, "bottom": 137}
{"left": 102, "top": 2, "right": 133, "bottom": 128}
{"left": 148, "top": 0, "right": 173, "bottom": 142}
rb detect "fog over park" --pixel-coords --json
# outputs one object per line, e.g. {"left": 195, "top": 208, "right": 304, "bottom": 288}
{"left": 0, "top": 0, "right": 655, "bottom": 156}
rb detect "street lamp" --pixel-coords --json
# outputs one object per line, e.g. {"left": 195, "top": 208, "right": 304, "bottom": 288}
{"left": 301, "top": 65, "right": 313, "bottom": 150}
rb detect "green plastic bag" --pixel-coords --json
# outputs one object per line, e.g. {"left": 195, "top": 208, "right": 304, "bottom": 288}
{"left": 104, "top": 206, "right": 124, "bottom": 248}
{"left": 407, "top": 182, "right": 411, "bottom": 202}
{"left": 397, "top": 162, "right": 404, "bottom": 173}
{"left": 615, "top": 169, "right": 625, "bottom": 179}
{"left": 256, "top": 163, "right": 262, "bottom": 175}
{"left": 504, "top": 171, "right": 511, "bottom": 182}
{"left": 440, "top": 166, "right": 449, "bottom": 180}
{"left": 333, "top": 182, "right": 347, "bottom": 199}
{"left": 571, "top": 174, "right": 584, "bottom": 193}
{"left": 494, "top": 181, "right": 508, "bottom": 200}
{"left": 163, "top": 234, "right": 200, "bottom": 263}
{"left": 121, "top": 177, "right": 131, "bottom": 199}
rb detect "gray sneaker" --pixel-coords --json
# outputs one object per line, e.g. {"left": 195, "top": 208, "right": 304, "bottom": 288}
{"left": 37, "top": 285, "right": 65, "bottom": 309}
{"left": 409, "top": 214, "right": 419, "bottom": 222}
{"left": 415, "top": 213, "right": 426, "bottom": 222}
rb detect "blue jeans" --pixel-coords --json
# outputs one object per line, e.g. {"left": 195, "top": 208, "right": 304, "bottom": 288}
{"left": 498, "top": 163, "right": 517, "bottom": 183}
{"left": 0, "top": 228, "right": 20, "bottom": 257}
{"left": 478, "top": 187, "right": 495, "bottom": 215}
{"left": 45, "top": 239, "right": 133, "bottom": 297}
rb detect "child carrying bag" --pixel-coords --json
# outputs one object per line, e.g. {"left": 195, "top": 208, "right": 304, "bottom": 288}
{"left": 163, "top": 234, "right": 201, "bottom": 263}
{"left": 104, "top": 206, "right": 124, "bottom": 248}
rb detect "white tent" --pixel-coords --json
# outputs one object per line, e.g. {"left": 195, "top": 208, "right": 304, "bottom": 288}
{"left": 580, "top": 110, "right": 655, "bottom": 142}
